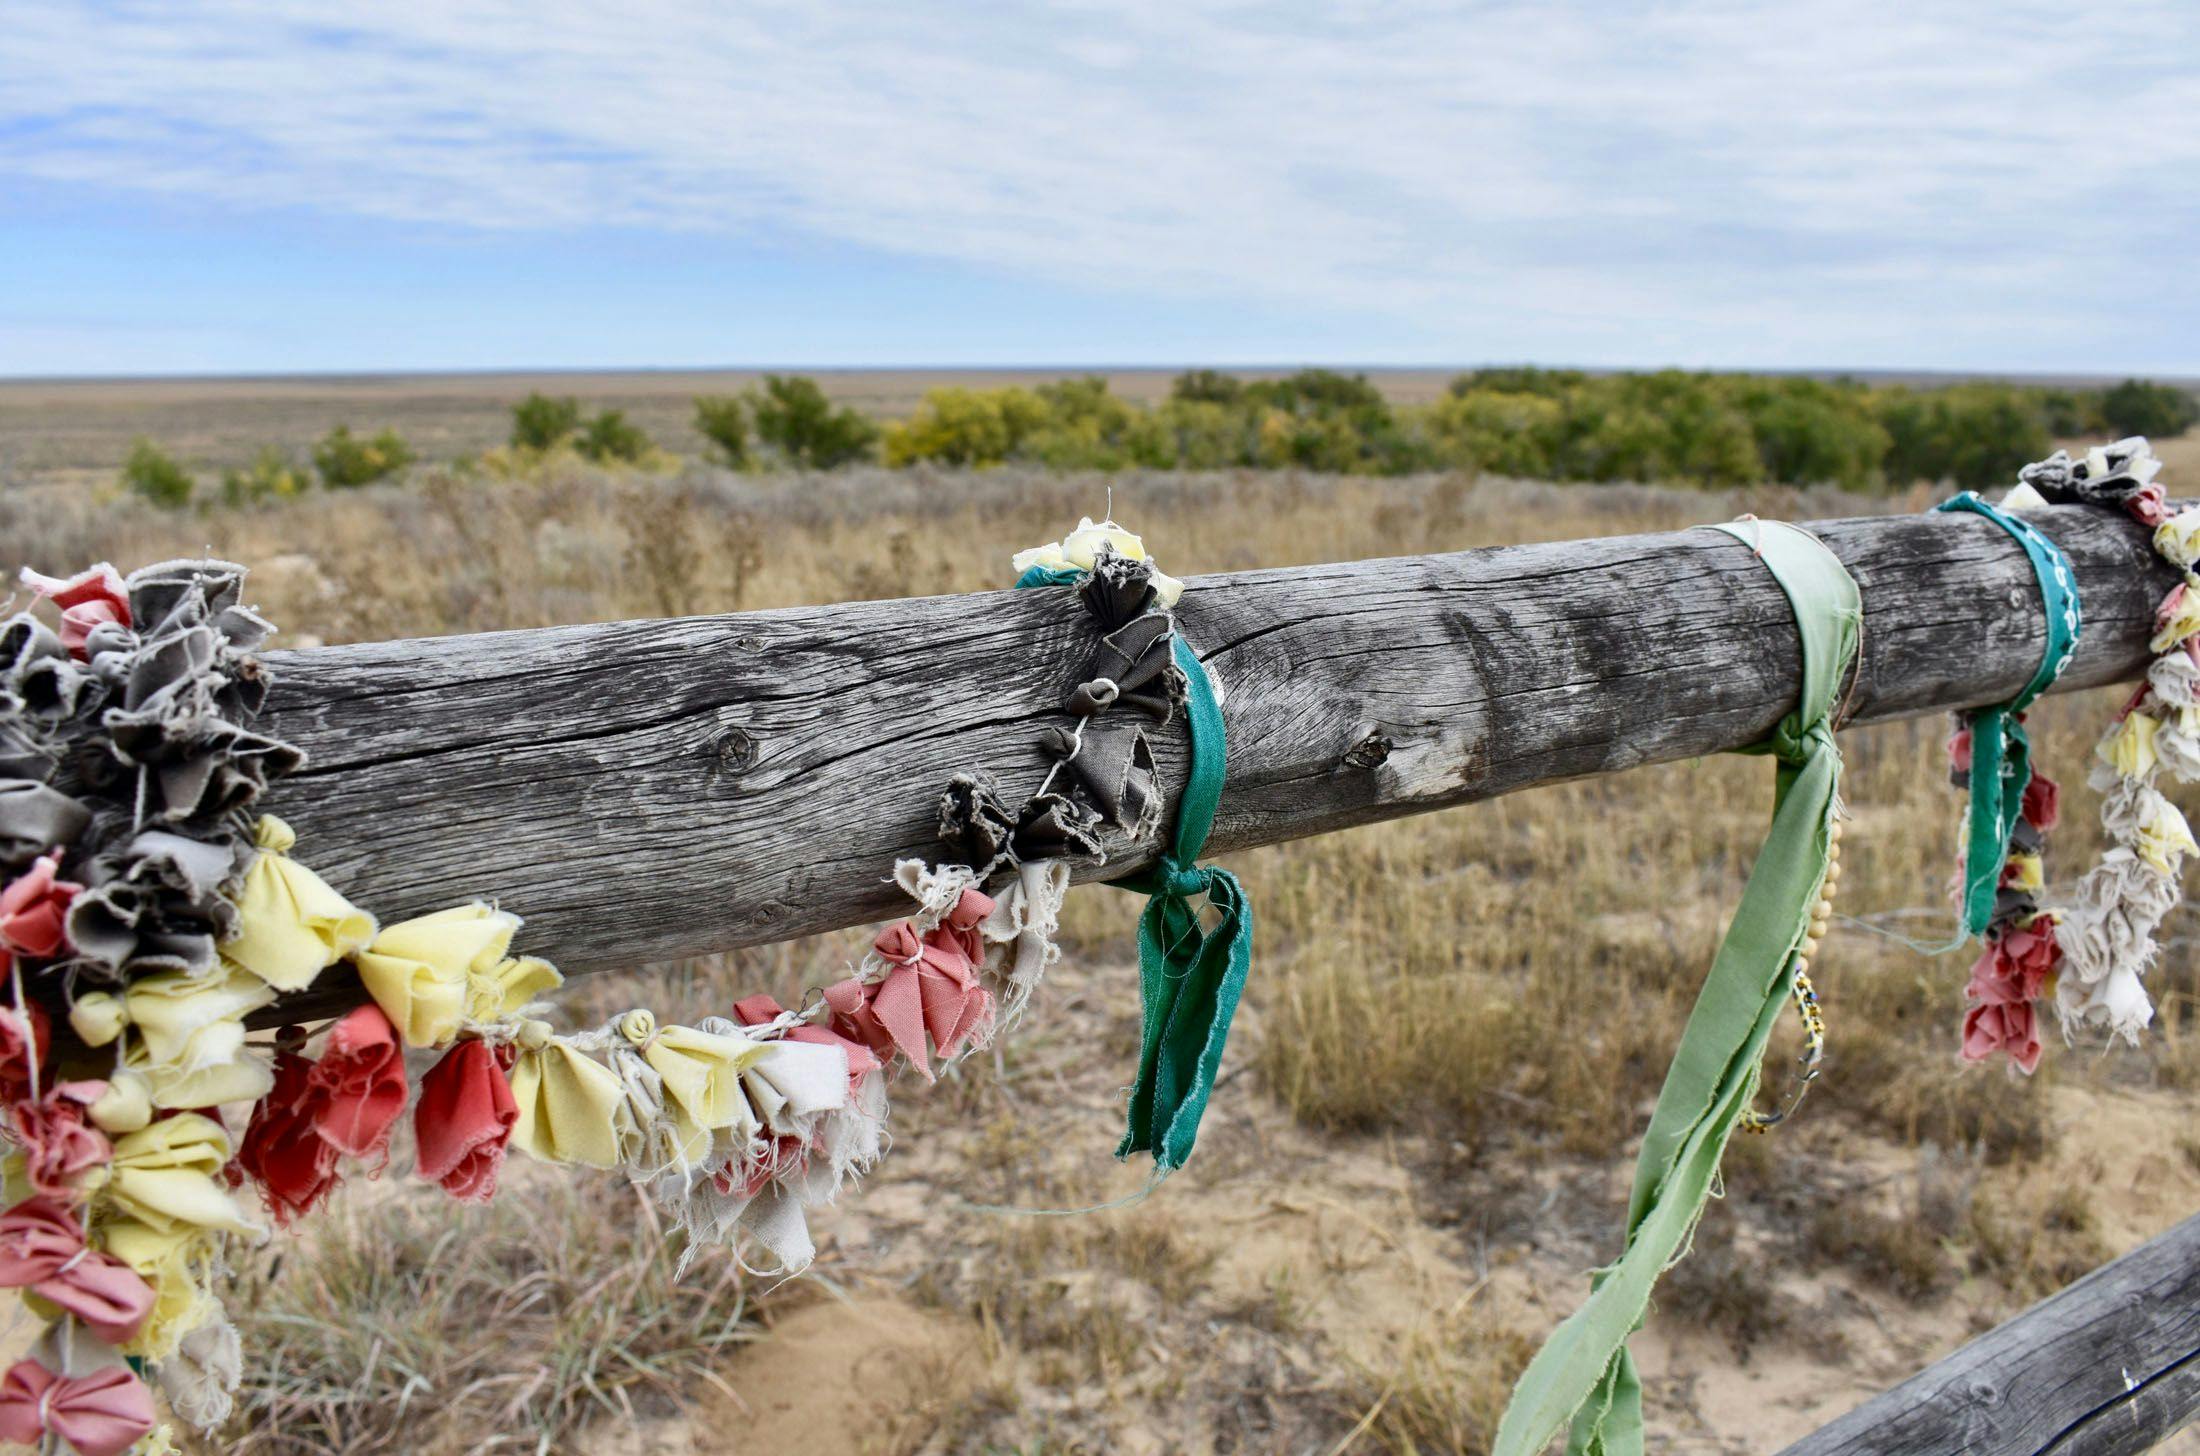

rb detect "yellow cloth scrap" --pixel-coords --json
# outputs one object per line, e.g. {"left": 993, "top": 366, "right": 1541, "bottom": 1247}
{"left": 2154, "top": 576, "right": 2200, "bottom": 653}
{"left": 126, "top": 1038, "right": 272, "bottom": 1111}
{"left": 608, "top": 1012, "right": 708, "bottom": 1168}
{"left": 2103, "top": 710, "right": 2161, "bottom": 780}
{"left": 88, "top": 1072, "right": 154, "bottom": 1135}
{"left": 121, "top": 967, "right": 276, "bottom": 1107}
{"left": 223, "top": 815, "right": 375, "bottom": 991}
{"left": 627, "top": 1013, "right": 768, "bottom": 1135}
{"left": 99, "top": 1217, "right": 221, "bottom": 1362}
{"left": 2156, "top": 512, "right": 2200, "bottom": 571}
{"left": 469, "top": 955, "right": 562, "bottom": 1026}
{"left": 68, "top": 991, "right": 126, "bottom": 1048}
{"left": 1011, "top": 517, "right": 1185, "bottom": 605}
{"left": 354, "top": 903, "right": 558, "bottom": 1047}
{"left": 617, "top": 1082, "right": 712, "bottom": 1171}
{"left": 2136, "top": 797, "right": 2200, "bottom": 874}
{"left": 123, "top": 967, "right": 274, "bottom": 1069}
{"left": 94, "top": 1114, "right": 263, "bottom": 1239}
{"left": 509, "top": 1040, "right": 627, "bottom": 1168}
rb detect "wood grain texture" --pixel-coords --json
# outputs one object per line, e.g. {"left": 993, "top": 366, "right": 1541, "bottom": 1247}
{"left": 254, "top": 503, "right": 2172, "bottom": 1002}
{"left": 1780, "top": 1211, "right": 2200, "bottom": 1456}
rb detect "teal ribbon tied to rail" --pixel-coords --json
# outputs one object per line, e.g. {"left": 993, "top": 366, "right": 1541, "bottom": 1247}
{"left": 1930, "top": 491, "right": 2081, "bottom": 938}
{"left": 1015, "top": 562, "right": 1253, "bottom": 1174}
{"left": 1492, "top": 518, "right": 1861, "bottom": 1456}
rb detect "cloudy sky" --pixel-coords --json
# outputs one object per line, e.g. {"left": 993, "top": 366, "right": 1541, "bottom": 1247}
{"left": 4, "top": 1, "right": 2196, "bottom": 376}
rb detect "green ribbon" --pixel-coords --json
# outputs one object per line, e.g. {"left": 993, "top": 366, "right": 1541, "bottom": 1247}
{"left": 1016, "top": 561, "right": 1253, "bottom": 1173}
{"left": 1930, "top": 492, "right": 2081, "bottom": 937}
{"left": 1493, "top": 519, "right": 1860, "bottom": 1456}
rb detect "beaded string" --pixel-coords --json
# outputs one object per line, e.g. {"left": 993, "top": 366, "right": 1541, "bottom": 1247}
{"left": 1740, "top": 814, "right": 1839, "bottom": 1133}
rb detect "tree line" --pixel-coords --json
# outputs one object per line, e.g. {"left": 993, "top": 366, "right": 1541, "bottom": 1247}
{"left": 118, "top": 370, "right": 2198, "bottom": 507}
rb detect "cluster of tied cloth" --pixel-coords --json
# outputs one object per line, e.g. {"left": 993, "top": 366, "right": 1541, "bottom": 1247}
{"left": 0, "top": 560, "right": 292, "bottom": 1456}
{"left": 1932, "top": 488, "right": 2080, "bottom": 1075}
{"left": 955, "top": 519, "right": 1255, "bottom": 1177}
{"left": 1998, "top": 439, "right": 2200, "bottom": 1051}
{"left": 0, "top": 557, "right": 1092, "bottom": 1456}
{"left": 0, "top": 519, "right": 1240, "bottom": 1452}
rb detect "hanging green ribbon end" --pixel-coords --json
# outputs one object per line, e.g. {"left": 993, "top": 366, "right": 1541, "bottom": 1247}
{"left": 1115, "top": 856, "right": 1254, "bottom": 1172}
{"left": 1115, "top": 632, "right": 1249, "bottom": 1174}
{"left": 1493, "top": 519, "right": 1859, "bottom": 1456}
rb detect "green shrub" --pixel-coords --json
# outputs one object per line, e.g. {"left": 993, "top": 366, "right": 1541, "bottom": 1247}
{"left": 511, "top": 392, "right": 582, "bottom": 452}
{"left": 120, "top": 438, "right": 193, "bottom": 508}
{"left": 1449, "top": 366, "right": 1587, "bottom": 399}
{"left": 1940, "top": 388, "right": 2057, "bottom": 491}
{"left": 750, "top": 374, "right": 877, "bottom": 469}
{"left": 1877, "top": 385, "right": 2051, "bottom": 491}
{"left": 1425, "top": 389, "right": 1565, "bottom": 477}
{"left": 1874, "top": 389, "right": 1946, "bottom": 487}
{"left": 1493, "top": 371, "right": 1750, "bottom": 485}
{"left": 882, "top": 386, "right": 1047, "bottom": 467}
{"left": 2037, "top": 387, "right": 2104, "bottom": 438}
{"left": 1242, "top": 369, "right": 1434, "bottom": 474}
{"left": 1023, "top": 377, "right": 1174, "bottom": 469}
{"left": 313, "top": 426, "right": 415, "bottom": 488}
{"left": 1155, "top": 398, "right": 1252, "bottom": 469}
{"left": 1251, "top": 368, "right": 1390, "bottom": 417}
{"left": 693, "top": 396, "right": 751, "bottom": 468}
{"left": 1727, "top": 377, "right": 1887, "bottom": 491}
{"left": 575, "top": 409, "right": 651, "bottom": 465}
{"left": 221, "top": 446, "right": 310, "bottom": 506}
{"left": 1170, "top": 368, "right": 1244, "bottom": 405}
{"left": 2100, "top": 378, "right": 2199, "bottom": 440}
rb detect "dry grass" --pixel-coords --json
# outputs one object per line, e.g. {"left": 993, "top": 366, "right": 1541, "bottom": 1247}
{"left": 1326, "top": 1294, "right": 1536, "bottom": 1456}
{"left": 1968, "top": 1176, "right": 2113, "bottom": 1303}
{"left": 206, "top": 1175, "right": 759, "bottom": 1454}
{"left": 8, "top": 447, "right": 2197, "bottom": 1451}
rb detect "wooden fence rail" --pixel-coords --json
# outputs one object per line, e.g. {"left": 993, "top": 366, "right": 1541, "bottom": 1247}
{"left": 1780, "top": 1210, "right": 2200, "bottom": 1456}
{"left": 241, "top": 501, "right": 2192, "bottom": 1451}
{"left": 259, "top": 503, "right": 2170, "bottom": 994}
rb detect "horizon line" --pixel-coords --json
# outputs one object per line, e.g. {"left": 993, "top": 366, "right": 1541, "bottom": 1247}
{"left": 3, "top": 363, "right": 2194, "bottom": 388}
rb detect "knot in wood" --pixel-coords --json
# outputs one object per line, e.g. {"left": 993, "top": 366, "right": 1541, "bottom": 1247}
{"left": 714, "top": 727, "right": 759, "bottom": 773}
{"left": 1343, "top": 728, "right": 1393, "bottom": 770}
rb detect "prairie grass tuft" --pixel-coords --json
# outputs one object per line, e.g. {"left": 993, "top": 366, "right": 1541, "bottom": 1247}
{"left": 211, "top": 1175, "right": 763, "bottom": 1455}
{"left": 1327, "top": 1291, "right": 1535, "bottom": 1456}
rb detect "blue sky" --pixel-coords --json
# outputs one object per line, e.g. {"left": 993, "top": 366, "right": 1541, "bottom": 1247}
{"left": 3, "top": 1, "right": 2197, "bottom": 377}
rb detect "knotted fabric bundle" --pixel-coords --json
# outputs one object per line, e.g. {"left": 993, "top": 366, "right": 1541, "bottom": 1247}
{"left": 1931, "top": 492, "right": 2081, "bottom": 937}
{"left": 1494, "top": 519, "right": 1860, "bottom": 1456}
{"left": 1015, "top": 535, "right": 1252, "bottom": 1174}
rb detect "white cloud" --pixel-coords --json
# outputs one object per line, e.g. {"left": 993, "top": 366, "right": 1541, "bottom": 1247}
{"left": 3, "top": 0, "right": 2196, "bottom": 365}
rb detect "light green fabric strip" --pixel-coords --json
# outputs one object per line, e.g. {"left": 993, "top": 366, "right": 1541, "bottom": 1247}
{"left": 1493, "top": 519, "right": 1860, "bottom": 1456}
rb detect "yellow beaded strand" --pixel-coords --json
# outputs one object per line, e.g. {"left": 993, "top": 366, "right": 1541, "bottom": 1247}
{"left": 1741, "top": 816, "right": 1838, "bottom": 1133}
